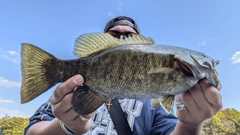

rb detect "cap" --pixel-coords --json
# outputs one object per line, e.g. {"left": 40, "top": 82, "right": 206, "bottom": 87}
{"left": 104, "top": 16, "right": 140, "bottom": 34}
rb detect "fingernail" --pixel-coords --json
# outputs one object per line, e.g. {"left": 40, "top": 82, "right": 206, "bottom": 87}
{"left": 74, "top": 75, "right": 82, "bottom": 84}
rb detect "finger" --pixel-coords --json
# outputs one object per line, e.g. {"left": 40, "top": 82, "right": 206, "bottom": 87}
{"left": 51, "top": 74, "right": 84, "bottom": 104}
{"left": 188, "top": 81, "right": 211, "bottom": 111}
{"left": 175, "top": 93, "right": 190, "bottom": 119}
{"left": 179, "top": 91, "right": 195, "bottom": 112}
{"left": 61, "top": 107, "right": 79, "bottom": 122}
{"left": 178, "top": 85, "right": 205, "bottom": 114}
{"left": 70, "top": 111, "right": 95, "bottom": 122}
{"left": 199, "top": 79, "right": 222, "bottom": 109}
{"left": 63, "top": 111, "right": 95, "bottom": 133}
{"left": 175, "top": 92, "right": 190, "bottom": 113}
{"left": 52, "top": 93, "right": 74, "bottom": 118}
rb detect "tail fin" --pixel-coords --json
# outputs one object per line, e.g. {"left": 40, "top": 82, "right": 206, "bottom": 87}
{"left": 21, "top": 43, "right": 57, "bottom": 103}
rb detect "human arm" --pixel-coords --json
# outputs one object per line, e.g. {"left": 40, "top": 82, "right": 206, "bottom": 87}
{"left": 170, "top": 79, "right": 222, "bottom": 135}
{"left": 25, "top": 74, "right": 95, "bottom": 135}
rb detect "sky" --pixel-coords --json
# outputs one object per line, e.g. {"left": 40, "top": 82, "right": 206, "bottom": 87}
{"left": 0, "top": 0, "right": 240, "bottom": 118}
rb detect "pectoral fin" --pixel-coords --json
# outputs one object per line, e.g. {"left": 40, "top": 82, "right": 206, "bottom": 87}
{"left": 152, "top": 95, "right": 175, "bottom": 114}
{"left": 148, "top": 67, "right": 174, "bottom": 75}
{"left": 71, "top": 85, "right": 107, "bottom": 115}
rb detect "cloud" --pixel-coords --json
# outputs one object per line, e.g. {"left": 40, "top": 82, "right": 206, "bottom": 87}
{"left": 0, "top": 98, "right": 15, "bottom": 104}
{"left": 108, "top": 12, "right": 114, "bottom": 17}
{"left": 118, "top": 1, "right": 122, "bottom": 14}
{"left": 0, "top": 54, "right": 19, "bottom": 63}
{"left": 197, "top": 40, "right": 206, "bottom": 46}
{"left": 0, "top": 108, "right": 27, "bottom": 118}
{"left": 0, "top": 48, "right": 20, "bottom": 63}
{"left": 0, "top": 77, "right": 21, "bottom": 88}
{"left": 231, "top": 51, "right": 240, "bottom": 64}
{"left": 107, "top": 1, "right": 123, "bottom": 17}
{"left": 7, "top": 51, "right": 17, "bottom": 55}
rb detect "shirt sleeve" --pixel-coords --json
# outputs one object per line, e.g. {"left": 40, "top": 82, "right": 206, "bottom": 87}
{"left": 150, "top": 107, "right": 178, "bottom": 135}
{"left": 24, "top": 99, "right": 55, "bottom": 135}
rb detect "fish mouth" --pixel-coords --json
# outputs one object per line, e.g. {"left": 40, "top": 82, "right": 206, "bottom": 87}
{"left": 177, "top": 60, "right": 194, "bottom": 77}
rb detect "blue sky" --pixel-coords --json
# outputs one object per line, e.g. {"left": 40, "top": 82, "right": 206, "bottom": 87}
{"left": 0, "top": 0, "right": 239, "bottom": 118}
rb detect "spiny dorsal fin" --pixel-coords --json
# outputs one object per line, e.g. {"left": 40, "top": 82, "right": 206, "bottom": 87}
{"left": 74, "top": 33, "right": 120, "bottom": 57}
{"left": 119, "top": 34, "right": 155, "bottom": 45}
{"left": 74, "top": 32, "right": 155, "bottom": 57}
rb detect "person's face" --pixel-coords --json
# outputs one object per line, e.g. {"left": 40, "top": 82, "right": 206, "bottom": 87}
{"left": 107, "top": 20, "right": 137, "bottom": 39}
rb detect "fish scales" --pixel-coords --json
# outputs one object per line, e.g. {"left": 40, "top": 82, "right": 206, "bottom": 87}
{"left": 44, "top": 47, "right": 177, "bottom": 98}
{"left": 85, "top": 49, "right": 176, "bottom": 98}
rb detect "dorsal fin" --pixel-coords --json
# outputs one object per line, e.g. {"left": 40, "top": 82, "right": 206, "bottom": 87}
{"left": 74, "top": 32, "right": 155, "bottom": 57}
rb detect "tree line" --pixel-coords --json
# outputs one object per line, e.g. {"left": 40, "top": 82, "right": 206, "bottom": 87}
{"left": 202, "top": 108, "right": 240, "bottom": 134}
{"left": 0, "top": 115, "right": 28, "bottom": 135}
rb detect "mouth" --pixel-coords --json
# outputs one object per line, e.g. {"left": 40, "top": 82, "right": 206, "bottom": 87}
{"left": 177, "top": 60, "right": 194, "bottom": 77}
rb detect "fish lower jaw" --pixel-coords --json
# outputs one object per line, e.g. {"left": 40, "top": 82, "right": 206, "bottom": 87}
{"left": 185, "top": 76, "right": 199, "bottom": 88}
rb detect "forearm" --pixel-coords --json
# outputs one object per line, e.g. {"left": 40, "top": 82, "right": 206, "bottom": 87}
{"left": 26, "top": 119, "right": 64, "bottom": 135}
{"left": 170, "top": 121, "right": 203, "bottom": 135}
{"left": 26, "top": 118, "right": 92, "bottom": 135}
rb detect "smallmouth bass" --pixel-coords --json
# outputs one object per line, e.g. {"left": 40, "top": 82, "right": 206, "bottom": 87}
{"left": 20, "top": 32, "right": 221, "bottom": 114}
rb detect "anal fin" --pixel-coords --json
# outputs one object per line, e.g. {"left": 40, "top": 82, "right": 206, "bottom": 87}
{"left": 71, "top": 85, "right": 107, "bottom": 115}
{"left": 161, "top": 95, "right": 175, "bottom": 114}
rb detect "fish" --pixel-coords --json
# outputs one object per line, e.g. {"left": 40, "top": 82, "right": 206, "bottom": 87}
{"left": 20, "top": 32, "right": 221, "bottom": 115}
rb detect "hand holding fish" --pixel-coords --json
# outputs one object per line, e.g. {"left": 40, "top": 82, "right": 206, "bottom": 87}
{"left": 170, "top": 79, "right": 222, "bottom": 134}
{"left": 50, "top": 74, "right": 95, "bottom": 134}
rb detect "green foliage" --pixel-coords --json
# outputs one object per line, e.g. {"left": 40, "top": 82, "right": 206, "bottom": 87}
{"left": 203, "top": 108, "right": 240, "bottom": 134}
{"left": 0, "top": 114, "right": 29, "bottom": 135}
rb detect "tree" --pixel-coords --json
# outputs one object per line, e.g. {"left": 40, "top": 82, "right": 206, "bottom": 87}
{"left": 0, "top": 114, "right": 29, "bottom": 135}
{"left": 202, "top": 108, "right": 240, "bottom": 134}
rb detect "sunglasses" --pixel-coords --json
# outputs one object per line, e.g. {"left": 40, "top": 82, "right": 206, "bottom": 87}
{"left": 107, "top": 30, "right": 138, "bottom": 39}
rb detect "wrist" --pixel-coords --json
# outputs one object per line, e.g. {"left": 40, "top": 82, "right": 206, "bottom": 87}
{"left": 58, "top": 116, "right": 92, "bottom": 135}
{"left": 171, "top": 120, "right": 203, "bottom": 135}
{"left": 59, "top": 121, "right": 78, "bottom": 135}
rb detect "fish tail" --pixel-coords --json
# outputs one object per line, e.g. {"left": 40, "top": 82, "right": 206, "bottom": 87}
{"left": 21, "top": 43, "right": 57, "bottom": 103}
